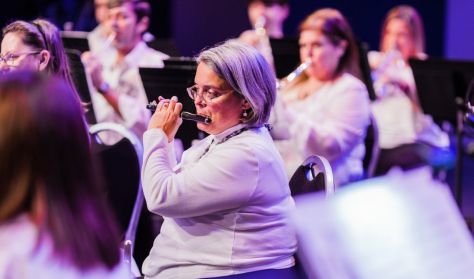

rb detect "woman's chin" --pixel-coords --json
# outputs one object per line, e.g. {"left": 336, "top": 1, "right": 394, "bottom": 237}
{"left": 197, "top": 122, "right": 211, "bottom": 133}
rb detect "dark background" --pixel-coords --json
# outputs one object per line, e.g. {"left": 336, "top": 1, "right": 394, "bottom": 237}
{"left": 0, "top": 0, "right": 448, "bottom": 58}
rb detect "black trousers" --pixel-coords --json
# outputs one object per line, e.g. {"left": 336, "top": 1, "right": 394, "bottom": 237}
{"left": 204, "top": 267, "right": 302, "bottom": 279}
{"left": 375, "top": 142, "right": 433, "bottom": 175}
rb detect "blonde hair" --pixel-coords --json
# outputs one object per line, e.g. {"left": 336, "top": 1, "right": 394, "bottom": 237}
{"left": 380, "top": 5, "right": 425, "bottom": 55}
{"left": 298, "top": 8, "right": 360, "bottom": 79}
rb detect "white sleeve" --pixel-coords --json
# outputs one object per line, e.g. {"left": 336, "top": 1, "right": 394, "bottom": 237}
{"left": 291, "top": 81, "right": 370, "bottom": 161}
{"left": 142, "top": 130, "right": 259, "bottom": 218}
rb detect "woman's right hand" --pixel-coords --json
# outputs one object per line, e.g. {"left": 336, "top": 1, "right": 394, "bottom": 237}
{"left": 148, "top": 96, "right": 183, "bottom": 142}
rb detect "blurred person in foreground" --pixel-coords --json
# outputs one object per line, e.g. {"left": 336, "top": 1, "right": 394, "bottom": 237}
{"left": 141, "top": 40, "right": 297, "bottom": 279}
{"left": 0, "top": 71, "right": 128, "bottom": 278}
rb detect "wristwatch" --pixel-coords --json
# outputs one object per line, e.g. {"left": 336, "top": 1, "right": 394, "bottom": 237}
{"left": 97, "top": 81, "right": 110, "bottom": 94}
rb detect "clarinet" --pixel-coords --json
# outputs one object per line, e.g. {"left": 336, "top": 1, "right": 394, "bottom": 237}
{"left": 146, "top": 101, "right": 212, "bottom": 124}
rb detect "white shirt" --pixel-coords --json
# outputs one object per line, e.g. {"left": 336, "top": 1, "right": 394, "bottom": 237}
{"left": 369, "top": 51, "right": 418, "bottom": 148}
{"left": 91, "top": 41, "right": 169, "bottom": 144}
{"left": 0, "top": 215, "right": 129, "bottom": 279}
{"left": 141, "top": 124, "right": 297, "bottom": 279}
{"left": 271, "top": 73, "right": 370, "bottom": 187}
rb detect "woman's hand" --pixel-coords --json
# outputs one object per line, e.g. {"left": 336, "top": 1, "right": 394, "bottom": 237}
{"left": 148, "top": 96, "right": 183, "bottom": 142}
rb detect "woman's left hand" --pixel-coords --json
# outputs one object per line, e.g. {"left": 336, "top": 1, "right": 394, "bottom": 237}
{"left": 148, "top": 96, "right": 183, "bottom": 142}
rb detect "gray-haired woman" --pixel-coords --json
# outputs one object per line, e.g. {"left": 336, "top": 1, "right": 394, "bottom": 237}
{"left": 142, "top": 40, "right": 298, "bottom": 279}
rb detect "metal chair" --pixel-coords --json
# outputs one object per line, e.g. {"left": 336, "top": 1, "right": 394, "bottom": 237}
{"left": 89, "top": 122, "right": 145, "bottom": 275}
{"left": 289, "top": 155, "right": 335, "bottom": 196}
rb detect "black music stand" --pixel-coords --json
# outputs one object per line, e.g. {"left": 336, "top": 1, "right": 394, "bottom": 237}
{"left": 163, "top": 57, "right": 196, "bottom": 69}
{"left": 61, "top": 31, "right": 90, "bottom": 53}
{"left": 409, "top": 58, "right": 474, "bottom": 126}
{"left": 65, "top": 49, "right": 96, "bottom": 124}
{"left": 270, "top": 37, "right": 300, "bottom": 79}
{"left": 139, "top": 67, "right": 201, "bottom": 149}
{"left": 410, "top": 58, "right": 474, "bottom": 211}
{"left": 146, "top": 38, "right": 181, "bottom": 57}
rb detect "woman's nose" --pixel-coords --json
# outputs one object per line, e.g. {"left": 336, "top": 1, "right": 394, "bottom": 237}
{"left": 302, "top": 47, "right": 312, "bottom": 60}
{"left": 194, "top": 93, "right": 206, "bottom": 107}
{"left": 109, "top": 17, "right": 118, "bottom": 28}
{"left": 0, "top": 62, "right": 11, "bottom": 72}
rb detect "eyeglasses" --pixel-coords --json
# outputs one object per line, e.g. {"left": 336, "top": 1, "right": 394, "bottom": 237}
{"left": 0, "top": 51, "right": 41, "bottom": 66}
{"left": 186, "top": 85, "right": 234, "bottom": 103}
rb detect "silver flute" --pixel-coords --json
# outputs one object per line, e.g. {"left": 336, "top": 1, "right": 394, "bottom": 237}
{"left": 277, "top": 60, "right": 312, "bottom": 90}
{"left": 146, "top": 101, "right": 212, "bottom": 124}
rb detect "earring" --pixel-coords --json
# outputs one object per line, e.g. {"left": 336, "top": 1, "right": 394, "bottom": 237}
{"left": 243, "top": 111, "right": 248, "bottom": 118}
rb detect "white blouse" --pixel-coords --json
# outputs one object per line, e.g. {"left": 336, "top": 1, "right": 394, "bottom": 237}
{"left": 0, "top": 215, "right": 129, "bottom": 279}
{"left": 141, "top": 124, "right": 297, "bottom": 279}
{"left": 271, "top": 73, "right": 370, "bottom": 187}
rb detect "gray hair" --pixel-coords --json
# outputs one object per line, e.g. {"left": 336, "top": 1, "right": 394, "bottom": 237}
{"left": 196, "top": 40, "right": 276, "bottom": 126}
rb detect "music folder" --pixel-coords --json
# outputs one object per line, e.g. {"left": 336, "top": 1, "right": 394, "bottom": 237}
{"left": 292, "top": 167, "right": 474, "bottom": 279}
{"left": 139, "top": 66, "right": 201, "bottom": 149}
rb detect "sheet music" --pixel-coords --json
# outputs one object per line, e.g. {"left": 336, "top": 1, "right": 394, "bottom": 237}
{"left": 292, "top": 167, "right": 474, "bottom": 279}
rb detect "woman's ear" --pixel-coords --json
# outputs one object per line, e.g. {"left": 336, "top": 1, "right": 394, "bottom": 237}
{"left": 37, "top": 50, "right": 51, "bottom": 71}
{"left": 241, "top": 99, "right": 252, "bottom": 110}
{"left": 336, "top": 40, "right": 348, "bottom": 58}
{"left": 339, "top": 40, "right": 348, "bottom": 53}
{"left": 137, "top": 16, "right": 149, "bottom": 37}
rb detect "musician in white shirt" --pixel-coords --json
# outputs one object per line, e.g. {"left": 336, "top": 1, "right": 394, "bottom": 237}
{"left": 141, "top": 40, "right": 297, "bottom": 279}
{"left": 271, "top": 8, "right": 370, "bottom": 186}
{"left": 83, "top": 0, "right": 169, "bottom": 144}
{"left": 369, "top": 5, "right": 449, "bottom": 174}
{"left": 239, "top": 0, "right": 289, "bottom": 69}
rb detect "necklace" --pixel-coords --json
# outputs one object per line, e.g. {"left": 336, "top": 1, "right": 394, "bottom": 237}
{"left": 198, "top": 126, "right": 252, "bottom": 160}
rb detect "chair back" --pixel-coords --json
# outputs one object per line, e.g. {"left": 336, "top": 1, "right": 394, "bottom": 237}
{"left": 363, "top": 113, "right": 380, "bottom": 178}
{"left": 89, "top": 122, "right": 144, "bottom": 274}
{"left": 289, "top": 155, "right": 335, "bottom": 196}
